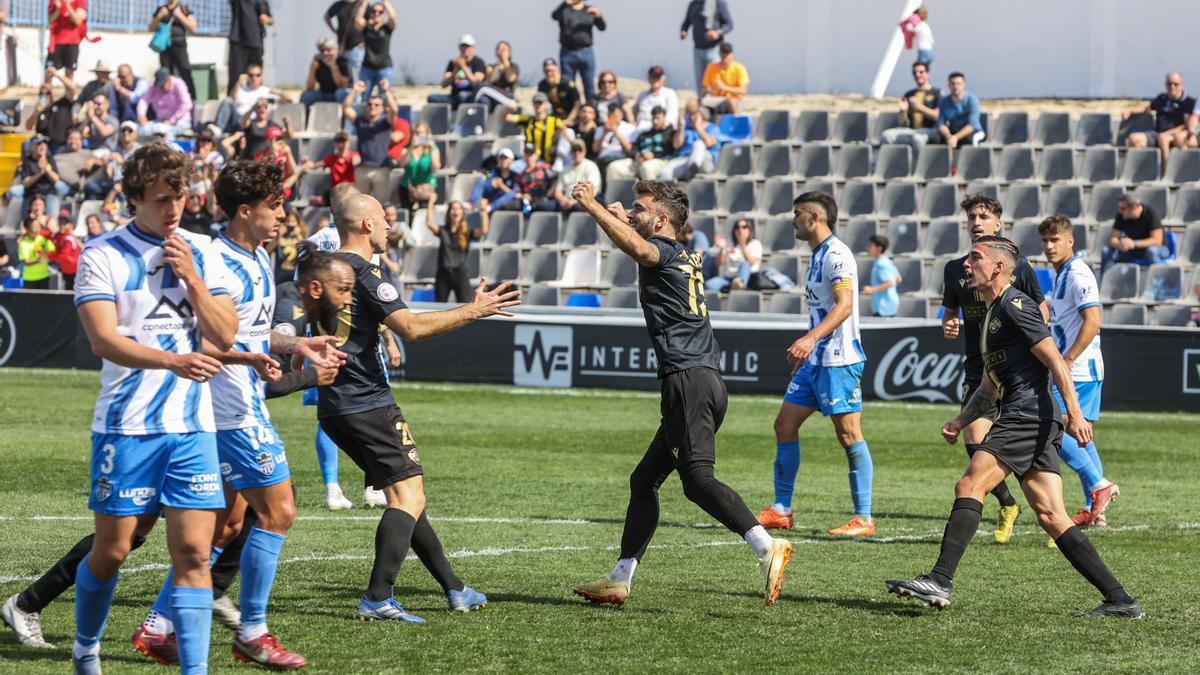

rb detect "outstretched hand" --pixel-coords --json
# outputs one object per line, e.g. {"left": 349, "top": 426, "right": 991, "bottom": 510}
{"left": 470, "top": 277, "right": 522, "bottom": 318}
{"left": 298, "top": 335, "right": 347, "bottom": 369}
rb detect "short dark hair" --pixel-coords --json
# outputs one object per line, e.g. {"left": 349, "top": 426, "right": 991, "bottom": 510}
{"left": 124, "top": 143, "right": 191, "bottom": 203}
{"left": 912, "top": 61, "right": 929, "bottom": 74}
{"left": 973, "top": 234, "right": 1019, "bottom": 268}
{"left": 296, "top": 240, "right": 343, "bottom": 286}
{"left": 960, "top": 193, "right": 1002, "bottom": 219}
{"left": 634, "top": 180, "right": 688, "bottom": 228}
{"left": 948, "top": 71, "right": 965, "bottom": 81}
{"left": 1037, "top": 214, "right": 1073, "bottom": 236}
{"left": 868, "top": 234, "right": 889, "bottom": 252}
{"left": 214, "top": 160, "right": 285, "bottom": 217}
{"left": 793, "top": 190, "right": 838, "bottom": 227}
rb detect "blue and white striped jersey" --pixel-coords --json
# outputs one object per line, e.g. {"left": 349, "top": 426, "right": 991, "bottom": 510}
{"left": 1048, "top": 256, "right": 1104, "bottom": 382}
{"left": 805, "top": 235, "right": 866, "bottom": 367}
{"left": 210, "top": 232, "right": 277, "bottom": 430}
{"left": 74, "top": 223, "right": 233, "bottom": 435}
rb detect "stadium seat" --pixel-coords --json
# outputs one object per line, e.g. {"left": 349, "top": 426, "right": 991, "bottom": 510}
{"left": 419, "top": 104, "right": 452, "bottom": 136}
{"left": 962, "top": 181, "right": 998, "bottom": 202}
{"left": 553, "top": 249, "right": 603, "bottom": 287}
{"left": 886, "top": 218, "right": 921, "bottom": 255}
{"left": 1081, "top": 181, "right": 1124, "bottom": 226}
{"left": 302, "top": 206, "right": 331, "bottom": 230}
{"left": 922, "top": 255, "right": 957, "bottom": 298}
{"left": 1106, "top": 303, "right": 1148, "bottom": 325}
{"left": 831, "top": 111, "right": 869, "bottom": 145}
{"left": 400, "top": 246, "right": 438, "bottom": 284}
{"left": 689, "top": 214, "right": 717, "bottom": 240}
{"left": 759, "top": 178, "right": 797, "bottom": 216}
{"left": 855, "top": 258, "right": 874, "bottom": 287}
{"left": 1141, "top": 264, "right": 1184, "bottom": 302}
{"left": 1178, "top": 224, "right": 1200, "bottom": 264}
{"left": 1035, "top": 267, "right": 1053, "bottom": 295}
{"left": 197, "top": 99, "right": 219, "bottom": 125}
{"left": 995, "top": 145, "right": 1035, "bottom": 183}
{"left": 303, "top": 136, "right": 336, "bottom": 162}
{"left": 832, "top": 144, "right": 870, "bottom": 181}
{"left": 869, "top": 111, "right": 901, "bottom": 146}
{"left": 518, "top": 212, "right": 561, "bottom": 249}
{"left": 487, "top": 111, "right": 520, "bottom": 137}
{"left": 686, "top": 178, "right": 719, "bottom": 213}
{"left": 296, "top": 171, "right": 331, "bottom": 202}
{"left": 718, "top": 178, "right": 757, "bottom": 214}
{"left": 955, "top": 146, "right": 993, "bottom": 183}
{"left": 453, "top": 103, "right": 488, "bottom": 136}
{"left": 753, "top": 109, "right": 791, "bottom": 143}
{"left": 408, "top": 287, "right": 436, "bottom": 303}
{"left": 911, "top": 145, "right": 952, "bottom": 181}
{"left": 605, "top": 177, "right": 638, "bottom": 209}
{"left": 869, "top": 144, "right": 911, "bottom": 182}
{"left": 921, "top": 218, "right": 963, "bottom": 257}
{"left": 1154, "top": 304, "right": 1194, "bottom": 327}
{"left": 448, "top": 172, "right": 481, "bottom": 203}
{"left": 705, "top": 292, "right": 722, "bottom": 312}
{"left": 876, "top": 182, "right": 917, "bottom": 219}
{"left": 725, "top": 290, "right": 762, "bottom": 313}
{"left": 1134, "top": 185, "right": 1168, "bottom": 219}
{"left": 1160, "top": 148, "right": 1200, "bottom": 185}
{"left": 604, "top": 287, "right": 639, "bottom": 308}
{"left": 305, "top": 102, "right": 342, "bottom": 135}
{"left": 449, "top": 137, "right": 490, "bottom": 173}
{"left": 1076, "top": 145, "right": 1118, "bottom": 184}
{"left": 1071, "top": 223, "right": 1089, "bottom": 256}
{"left": 918, "top": 182, "right": 958, "bottom": 220}
{"left": 766, "top": 250, "right": 805, "bottom": 286}
{"left": 1120, "top": 147, "right": 1161, "bottom": 185}
{"left": 598, "top": 252, "right": 638, "bottom": 288}
{"left": 987, "top": 112, "right": 1029, "bottom": 145}
{"left": 766, "top": 291, "right": 805, "bottom": 314}
{"left": 272, "top": 102, "right": 305, "bottom": 130}
{"left": 1036, "top": 145, "right": 1076, "bottom": 183}
{"left": 715, "top": 143, "right": 753, "bottom": 177}
{"left": 1044, "top": 184, "right": 1084, "bottom": 220}
{"left": 792, "top": 110, "right": 829, "bottom": 143}
{"left": 523, "top": 283, "right": 560, "bottom": 306}
{"left": 480, "top": 211, "right": 521, "bottom": 248}
{"left": 1033, "top": 112, "right": 1071, "bottom": 146}
{"left": 1086, "top": 223, "right": 1113, "bottom": 263}
{"left": 565, "top": 292, "right": 602, "bottom": 307}
{"left": 558, "top": 212, "right": 600, "bottom": 248}
{"left": 896, "top": 297, "right": 928, "bottom": 318}
{"left": 754, "top": 141, "right": 793, "bottom": 179}
{"left": 1009, "top": 220, "right": 1044, "bottom": 259}
{"left": 1100, "top": 263, "right": 1140, "bottom": 301}
{"left": 760, "top": 215, "right": 796, "bottom": 253}
{"left": 719, "top": 114, "right": 753, "bottom": 144}
{"left": 801, "top": 178, "right": 837, "bottom": 200}
{"left": 1075, "top": 113, "right": 1113, "bottom": 146}
{"left": 841, "top": 217, "right": 878, "bottom": 254}
{"left": 1003, "top": 183, "right": 1041, "bottom": 221}
{"left": 1114, "top": 112, "right": 1154, "bottom": 146}
{"left": 840, "top": 180, "right": 876, "bottom": 219}
{"left": 793, "top": 142, "right": 833, "bottom": 179}
{"left": 893, "top": 256, "right": 923, "bottom": 294}
{"left": 516, "top": 248, "right": 559, "bottom": 285}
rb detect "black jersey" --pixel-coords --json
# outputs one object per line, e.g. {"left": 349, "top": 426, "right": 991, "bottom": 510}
{"left": 271, "top": 280, "right": 304, "bottom": 327}
{"left": 981, "top": 285, "right": 1059, "bottom": 422}
{"left": 943, "top": 254, "right": 1045, "bottom": 382}
{"left": 316, "top": 251, "right": 408, "bottom": 417}
{"left": 638, "top": 236, "right": 721, "bottom": 378}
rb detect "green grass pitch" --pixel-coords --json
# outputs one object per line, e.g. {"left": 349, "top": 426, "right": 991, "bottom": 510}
{"left": 1, "top": 368, "right": 1198, "bottom": 673}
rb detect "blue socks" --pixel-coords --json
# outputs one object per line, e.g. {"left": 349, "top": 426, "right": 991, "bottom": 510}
{"left": 171, "top": 586, "right": 213, "bottom": 675}
{"left": 315, "top": 425, "right": 340, "bottom": 486}
{"left": 150, "top": 546, "right": 222, "bottom": 624}
{"left": 845, "top": 441, "right": 874, "bottom": 518}
{"left": 1059, "top": 434, "right": 1103, "bottom": 507}
{"left": 771, "top": 441, "right": 801, "bottom": 510}
{"left": 74, "top": 556, "right": 118, "bottom": 649}
{"left": 239, "top": 528, "right": 286, "bottom": 627}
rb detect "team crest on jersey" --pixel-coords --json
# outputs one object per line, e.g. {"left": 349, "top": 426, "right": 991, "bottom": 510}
{"left": 256, "top": 451, "right": 276, "bottom": 476}
{"left": 76, "top": 260, "right": 93, "bottom": 287}
{"left": 989, "top": 317, "right": 1002, "bottom": 333}
{"left": 408, "top": 448, "right": 421, "bottom": 465}
{"left": 377, "top": 282, "right": 399, "bottom": 302}
{"left": 273, "top": 322, "right": 296, "bottom": 337}
{"left": 94, "top": 477, "right": 113, "bottom": 502}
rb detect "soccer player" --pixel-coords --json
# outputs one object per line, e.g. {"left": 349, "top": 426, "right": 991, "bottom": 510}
{"left": 69, "top": 143, "right": 240, "bottom": 675}
{"left": 568, "top": 179, "right": 793, "bottom": 606}
{"left": 885, "top": 236, "right": 1142, "bottom": 619}
{"left": 939, "top": 194, "right": 1047, "bottom": 543}
{"left": 316, "top": 184, "right": 518, "bottom": 621}
{"left": 757, "top": 191, "right": 876, "bottom": 537}
{"left": 1038, "top": 216, "right": 1119, "bottom": 526}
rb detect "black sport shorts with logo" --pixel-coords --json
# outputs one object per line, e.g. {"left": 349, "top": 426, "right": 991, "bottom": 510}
{"left": 649, "top": 367, "right": 728, "bottom": 470}
{"left": 976, "top": 416, "right": 1062, "bottom": 480}
{"left": 319, "top": 404, "right": 423, "bottom": 490}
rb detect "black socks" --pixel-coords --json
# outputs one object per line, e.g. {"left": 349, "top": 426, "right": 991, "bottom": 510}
{"left": 367, "top": 508, "right": 416, "bottom": 602}
{"left": 1054, "top": 526, "right": 1133, "bottom": 603}
{"left": 930, "top": 497, "right": 983, "bottom": 588}
{"left": 410, "top": 513, "right": 464, "bottom": 593}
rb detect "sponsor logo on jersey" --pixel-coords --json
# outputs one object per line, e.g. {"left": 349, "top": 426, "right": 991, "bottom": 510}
{"left": 93, "top": 476, "right": 113, "bottom": 502}
{"left": 118, "top": 486, "right": 157, "bottom": 506}
{"left": 408, "top": 448, "right": 421, "bottom": 465}
{"left": 983, "top": 350, "right": 1007, "bottom": 369}
{"left": 253, "top": 305, "right": 271, "bottom": 326}
{"left": 189, "top": 472, "right": 221, "bottom": 494}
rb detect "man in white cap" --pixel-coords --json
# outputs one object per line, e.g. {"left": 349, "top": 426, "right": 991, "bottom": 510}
{"left": 80, "top": 60, "right": 115, "bottom": 106}
{"left": 427, "top": 33, "right": 486, "bottom": 110}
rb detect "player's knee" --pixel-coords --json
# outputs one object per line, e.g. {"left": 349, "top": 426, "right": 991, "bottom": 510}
{"left": 1034, "top": 507, "right": 1067, "bottom": 533}
{"left": 171, "top": 538, "right": 213, "bottom": 573}
{"left": 953, "top": 475, "right": 985, "bottom": 500}
{"left": 629, "top": 468, "right": 659, "bottom": 497}
{"left": 837, "top": 431, "right": 861, "bottom": 449}
{"left": 773, "top": 415, "right": 798, "bottom": 440}
{"left": 90, "top": 540, "right": 132, "bottom": 569}
{"left": 679, "top": 465, "right": 717, "bottom": 503}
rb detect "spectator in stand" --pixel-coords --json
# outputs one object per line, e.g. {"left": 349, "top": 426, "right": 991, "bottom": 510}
{"left": 220, "top": 97, "right": 281, "bottom": 160}
{"left": 428, "top": 201, "right": 486, "bottom": 302}
{"left": 475, "top": 40, "right": 520, "bottom": 111}
{"left": 863, "top": 234, "right": 901, "bottom": 317}
{"left": 506, "top": 92, "right": 565, "bottom": 166}
{"left": 592, "top": 105, "right": 636, "bottom": 182}
{"left": 47, "top": 0, "right": 87, "bottom": 82}
{"left": 17, "top": 216, "right": 56, "bottom": 289}
{"left": 9, "top": 136, "right": 69, "bottom": 217}
{"left": 677, "top": 223, "right": 710, "bottom": 276}
{"left": 679, "top": 0, "right": 733, "bottom": 92}
{"left": 515, "top": 142, "right": 555, "bottom": 213}
{"left": 570, "top": 103, "right": 600, "bottom": 161}
{"left": 49, "top": 214, "right": 81, "bottom": 289}
{"left": 936, "top": 71, "right": 981, "bottom": 149}
{"left": 25, "top": 194, "right": 50, "bottom": 232}
{"left": 662, "top": 98, "right": 720, "bottom": 180}
{"left": 325, "top": 0, "right": 366, "bottom": 83}
{"left": 266, "top": 209, "right": 307, "bottom": 283}
{"left": 700, "top": 42, "right": 749, "bottom": 115}
{"left": 79, "top": 60, "right": 114, "bottom": 106}
{"left": 1126, "top": 72, "right": 1196, "bottom": 175}
{"left": 386, "top": 113, "right": 411, "bottom": 166}
{"left": 353, "top": 0, "right": 396, "bottom": 100}
{"left": 469, "top": 147, "right": 518, "bottom": 212}
{"left": 265, "top": 126, "right": 299, "bottom": 199}
{"left": 84, "top": 213, "right": 107, "bottom": 239}
{"left": 550, "top": 138, "right": 600, "bottom": 212}
{"left": 55, "top": 128, "right": 105, "bottom": 198}
{"left": 538, "top": 58, "right": 581, "bottom": 125}
{"left": 900, "top": 5, "right": 934, "bottom": 65}
{"left": 303, "top": 130, "right": 361, "bottom": 189}
{"left": 80, "top": 92, "right": 118, "bottom": 149}
{"left": 344, "top": 79, "right": 399, "bottom": 197}
{"left": 594, "top": 70, "right": 632, "bottom": 123}
{"left": 706, "top": 217, "right": 761, "bottom": 292}
{"left": 397, "top": 120, "right": 440, "bottom": 213}
{"left": 633, "top": 65, "right": 679, "bottom": 130}
{"left": 178, "top": 188, "right": 214, "bottom": 236}
{"left": 302, "top": 37, "right": 353, "bottom": 106}
{"left": 1103, "top": 193, "right": 1170, "bottom": 270}
{"left": 881, "top": 61, "right": 941, "bottom": 149}
{"left": 428, "top": 34, "right": 486, "bottom": 110}
{"left": 136, "top": 68, "right": 193, "bottom": 138}
{"left": 212, "top": 63, "right": 292, "bottom": 135}
{"left": 228, "top": 0, "right": 273, "bottom": 96}
{"left": 552, "top": 0, "right": 605, "bottom": 104}
{"left": 150, "top": 1, "right": 198, "bottom": 99}
{"left": 606, "top": 104, "right": 676, "bottom": 181}
{"left": 114, "top": 120, "right": 142, "bottom": 159}
{"left": 26, "top": 68, "right": 77, "bottom": 154}
{"left": 111, "top": 64, "right": 148, "bottom": 124}
{"left": 191, "top": 129, "right": 225, "bottom": 180}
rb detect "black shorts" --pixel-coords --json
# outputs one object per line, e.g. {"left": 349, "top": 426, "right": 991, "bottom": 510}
{"left": 319, "top": 404, "right": 423, "bottom": 490}
{"left": 656, "top": 367, "right": 728, "bottom": 469}
{"left": 50, "top": 44, "right": 79, "bottom": 70}
{"left": 977, "top": 416, "right": 1062, "bottom": 480}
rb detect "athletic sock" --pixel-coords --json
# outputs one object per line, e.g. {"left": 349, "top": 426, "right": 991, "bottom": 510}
{"left": 367, "top": 508, "right": 416, "bottom": 602}
{"left": 148, "top": 546, "right": 222, "bottom": 628}
{"left": 74, "top": 555, "right": 118, "bottom": 650}
{"left": 609, "top": 558, "right": 637, "bottom": 584}
{"left": 1054, "top": 526, "right": 1133, "bottom": 603}
{"left": 212, "top": 516, "right": 254, "bottom": 599}
{"left": 845, "top": 441, "right": 874, "bottom": 518}
{"left": 1083, "top": 442, "right": 1104, "bottom": 509}
{"left": 171, "top": 586, "right": 213, "bottom": 674}
{"left": 771, "top": 440, "right": 801, "bottom": 511}
{"left": 238, "top": 528, "right": 286, "bottom": 637}
{"left": 1059, "top": 433, "right": 1104, "bottom": 504}
{"left": 930, "top": 497, "right": 983, "bottom": 588}
{"left": 966, "top": 443, "right": 1017, "bottom": 507}
{"left": 19, "top": 532, "right": 141, "bottom": 614}
{"left": 743, "top": 525, "right": 774, "bottom": 559}
{"left": 409, "top": 513, "right": 464, "bottom": 592}
{"left": 315, "top": 425, "right": 340, "bottom": 486}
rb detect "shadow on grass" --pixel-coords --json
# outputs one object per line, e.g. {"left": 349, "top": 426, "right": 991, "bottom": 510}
{"left": 0, "top": 647, "right": 153, "bottom": 667}
{"left": 725, "top": 591, "right": 928, "bottom": 617}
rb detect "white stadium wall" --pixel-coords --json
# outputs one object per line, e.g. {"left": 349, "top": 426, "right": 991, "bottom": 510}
{"left": 268, "top": 0, "right": 1199, "bottom": 98}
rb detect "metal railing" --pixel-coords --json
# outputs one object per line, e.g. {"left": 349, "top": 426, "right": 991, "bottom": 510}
{"left": 8, "top": 0, "right": 232, "bottom": 36}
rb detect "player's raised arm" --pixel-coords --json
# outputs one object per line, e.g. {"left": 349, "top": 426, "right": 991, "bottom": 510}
{"left": 382, "top": 277, "right": 521, "bottom": 341}
{"left": 572, "top": 180, "right": 661, "bottom": 267}
{"left": 1031, "top": 337, "right": 1092, "bottom": 445}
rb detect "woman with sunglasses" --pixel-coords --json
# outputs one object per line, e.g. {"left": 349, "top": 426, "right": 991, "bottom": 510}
{"left": 475, "top": 40, "right": 521, "bottom": 111}
{"left": 705, "top": 217, "right": 761, "bottom": 292}
{"left": 353, "top": 0, "right": 397, "bottom": 101}
{"left": 594, "top": 70, "right": 632, "bottom": 122}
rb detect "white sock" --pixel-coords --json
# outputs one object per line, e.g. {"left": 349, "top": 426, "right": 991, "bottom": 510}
{"left": 608, "top": 558, "right": 637, "bottom": 584}
{"left": 237, "top": 622, "right": 268, "bottom": 642}
{"left": 744, "top": 525, "right": 774, "bottom": 559}
{"left": 143, "top": 610, "right": 173, "bottom": 635}
{"left": 770, "top": 503, "right": 791, "bottom": 515}
{"left": 73, "top": 640, "right": 100, "bottom": 659}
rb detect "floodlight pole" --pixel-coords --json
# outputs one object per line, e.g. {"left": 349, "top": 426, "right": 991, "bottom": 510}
{"left": 868, "top": 0, "right": 923, "bottom": 99}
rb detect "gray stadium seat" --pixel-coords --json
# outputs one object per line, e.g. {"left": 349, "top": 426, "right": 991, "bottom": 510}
{"left": 793, "top": 142, "right": 833, "bottom": 179}
{"left": 482, "top": 245, "right": 521, "bottom": 282}
{"left": 718, "top": 178, "right": 757, "bottom": 214}
{"left": 1032, "top": 112, "right": 1070, "bottom": 146}
{"left": 420, "top": 104, "right": 452, "bottom": 136}
{"left": 886, "top": 218, "right": 921, "bottom": 255}
{"left": 686, "top": 178, "right": 719, "bottom": 213}
{"left": 1106, "top": 303, "right": 1147, "bottom": 326}
{"left": 1141, "top": 264, "right": 1184, "bottom": 302}
{"left": 449, "top": 137, "right": 490, "bottom": 173}
{"left": 955, "top": 146, "right": 993, "bottom": 183}
{"left": 802, "top": 179, "right": 837, "bottom": 200}
{"left": 553, "top": 248, "right": 603, "bottom": 286}
{"left": 705, "top": 293, "right": 722, "bottom": 312}
{"left": 1154, "top": 304, "right": 1194, "bottom": 327}
{"left": 870, "top": 111, "right": 902, "bottom": 146}
{"left": 962, "top": 181, "right": 998, "bottom": 202}
{"left": 519, "top": 212, "right": 561, "bottom": 248}
{"left": 759, "top": 178, "right": 797, "bottom": 216}
{"left": 272, "top": 102, "right": 305, "bottom": 130}
{"left": 766, "top": 291, "right": 805, "bottom": 314}
{"left": 453, "top": 103, "right": 488, "bottom": 136}
{"left": 912, "top": 145, "right": 952, "bottom": 181}
{"left": 877, "top": 182, "right": 917, "bottom": 219}
{"left": 599, "top": 252, "right": 638, "bottom": 287}
{"left": 487, "top": 111, "right": 520, "bottom": 137}
{"left": 302, "top": 206, "right": 331, "bottom": 230}
{"left": 1071, "top": 223, "right": 1089, "bottom": 256}
{"left": 1134, "top": 185, "right": 1168, "bottom": 220}
{"left": 1008, "top": 221, "right": 1044, "bottom": 259}
{"left": 754, "top": 141, "right": 793, "bottom": 179}
{"left": 725, "top": 290, "right": 762, "bottom": 313}
{"left": 1179, "top": 224, "right": 1200, "bottom": 264}
{"left": 922, "top": 218, "right": 963, "bottom": 257}
{"left": 893, "top": 256, "right": 923, "bottom": 295}
{"left": 987, "top": 112, "right": 1029, "bottom": 145}
{"left": 400, "top": 246, "right": 438, "bottom": 284}
{"left": 1082, "top": 181, "right": 1124, "bottom": 226}
{"left": 1044, "top": 184, "right": 1084, "bottom": 220}
{"left": 856, "top": 258, "right": 873, "bottom": 287}
{"left": 766, "top": 249, "right": 805, "bottom": 286}
{"left": 1114, "top": 112, "right": 1154, "bottom": 146}
{"left": 831, "top": 111, "right": 869, "bottom": 144}
{"left": 480, "top": 211, "right": 521, "bottom": 248}
{"left": 1036, "top": 146, "right": 1076, "bottom": 183}
{"left": 558, "top": 212, "right": 600, "bottom": 248}
{"left": 304, "top": 102, "right": 342, "bottom": 135}
{"left": 1087, "top": 223, "right": 1112, "bottom": 263}
{"left": 896, "top": 297, "right": 929, "bottom": 318}
{"left": 840, "top": 180, "right": 876, "bottom": 219}
{"left": 921, "top": 255, "right": 957, "bottom": 299}
{"left": 1120, "top": 147, "right": 1161, "bottom": 184}
{"left": 604, "top": 287, "right": 639, "bottom": 308}
{"left": 1160, "top": 148, "right": 1200, "bottom": 185}
{"left": 448, "top": 172, "right": 482, "bottom": 203}
{"left": 995, "top": 145, "right": 1035, "bottom": 183}
{"left": 296, "top": 171, "right": 331, "bottom": 201}
{"left": 1004, "top": 183, "right": 1041, "bottom": 221}
{"left": 1100, "top": 263, "right": 1140, "bottom": 301}
{"left": 523, "top": 283, "right": 560, "bottom": 306}
{"left": 753, "top": 109, "right": 791, "bottom": 143}
{"left": 832, "top": 144, "right": 870, "bottom": 181}
{"left": 792, "top": 110, "right": 829, "bottom": 143}
{"left": 759, "top": 216, "right": 794, "bottom": 253}
{"left": 918, "top": 182, "right": 958, "bottom": 220}
{"left": 605, "top": 177, "right": 637, "bottom": 209}
{"left": 1075, "top": 113, "right": 1113, "bottom": 146}
{"left": 841, "top": 217, "right": 877, "bottom": 254}
{"left": 689, "top": 214, "right": 716, "bottom": 241}
{"left": 869, "top": 144, "right": 911, "bottom": 182}
{"left": 1078, "top": 146, "right": 1118, "bottom": 183}
{"left": 715, "top": 143, "right": 753, "bottom": 177}
{"left": 517, "top": 248, "right": 559, "bottom": 285}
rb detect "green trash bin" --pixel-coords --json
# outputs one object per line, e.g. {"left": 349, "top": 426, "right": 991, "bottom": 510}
{"left": 191, "top": 63, "right": 218, "bottom": 102}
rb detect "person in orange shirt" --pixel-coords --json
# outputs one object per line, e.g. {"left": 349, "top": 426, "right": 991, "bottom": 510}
{"left": 700, "top": 42, "right": 749, "bottom": 115}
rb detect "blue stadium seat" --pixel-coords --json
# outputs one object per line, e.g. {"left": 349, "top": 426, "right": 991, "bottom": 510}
{"left": 565, "top": 292, "right": 602, "bottom": 307}
{"left": 718, "top": 115, "right": 753, "bottom": 143}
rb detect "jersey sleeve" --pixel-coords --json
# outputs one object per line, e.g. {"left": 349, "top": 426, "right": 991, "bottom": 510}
{"left": 825, "top": 248, "right": 855, "bottom": 292}
{"left": 1006, "top": 294, "right": 1051, "bottom": 348}
{"left": 74, "top": 245, "right": 117, "bottom": 307}
{"left": 358, "top": 267, "right": 408, "bottom": 321}
{"left": 646, "top": 237, "right": 678, "bottom": 270}
{"left": 197, "top": 240, "right": 232, "bottom": 297}
{"left": 1014, "top": 259, "right": 1045, "bottom": 303}
{"left": 941, "top": 259, "right": 959, "bottom": 309}
{"left": 1070, "top": 268, "right": 1101, "bottom": 311}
